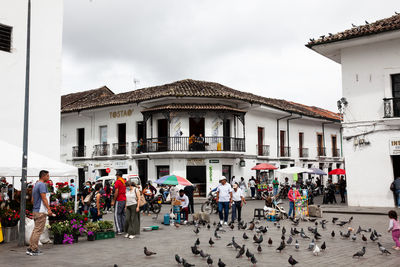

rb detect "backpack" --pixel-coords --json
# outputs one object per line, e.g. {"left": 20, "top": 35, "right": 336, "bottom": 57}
{"left": 390, "top": 181, "right": 396, "bottom": 192}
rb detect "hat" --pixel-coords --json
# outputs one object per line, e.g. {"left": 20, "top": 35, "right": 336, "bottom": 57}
{"left": 233, "top": 184, "right": 238, "bottom": 189}
{"left": 220, "top": 176, "right": 227, "bottom": 181}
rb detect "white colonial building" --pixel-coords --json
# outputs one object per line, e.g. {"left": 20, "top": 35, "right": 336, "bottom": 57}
{"left": 307, "top": 13, "right": 400, "bottom": 207}
{"left": 0, "top": 0, "right": 63, "bottom": 159}
{"left": 61, "top": 79, "right": 343, "bottom": 196}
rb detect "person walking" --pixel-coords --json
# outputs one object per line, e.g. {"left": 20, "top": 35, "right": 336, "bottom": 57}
{"left": 287, "top": 184, "right": 301, "bottom": 219}
{"left": 104, "top": 181, "right": 112, "bottom": 213}
{"left": 184, "top": 184, "right": 195, "bottom": 214}
{"left": 231, "top": 184, "right": 246, "bottom": 223}
{"left": 239, "top": 177, "right": 247, "bottom": 191}
{"left": 27, "top": 170, "right": 54, "bottom": 256}
{"left": 272, "top": 177, "right": 279, "bottom": 196}
{"left": 112, "top": 171, "right": 127, "bottom": 235}
{"left": 388, "top": 210, "right": 400, "bottom": 250}
{"left": 82, "top": 181, "right": 92, "bottom": 212}
{"left": 248, "top": 176, "right": 256, "bottom": 199}
{"left": 216, "top": 176, "right": 233, "bottom": 225}
{"left": 339, "top": 176, "right": 346, "bottom": 203}
{"left": 394, "top": 177, "right": 400, "bottom": 207}
{"left": 69, "top": 179, "right": 76, "bottom": 202}
{"left": 124, "top": 181, "right": 141, "bottom": 239}
{"left": 90, "top": 183, "right": 103, "bottom": 222}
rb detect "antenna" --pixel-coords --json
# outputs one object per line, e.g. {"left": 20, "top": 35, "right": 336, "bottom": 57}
{"left": 133, "top": 78, "right": 140, "bottom": 89}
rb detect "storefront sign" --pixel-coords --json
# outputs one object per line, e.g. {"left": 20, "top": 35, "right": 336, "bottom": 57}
{"left": 389, "top": 138, "right": 400, "bottom": 155}
{"left": 187, "top": 159, "right": 205, "bottom": 166}
{"left": 209, "top": 160, "right": 219, "bottom": 163}
{"left": 93, "top": 162, "right": 112, "bottom": 169}
{"left": 113, "top": 160, "right": 128, "bottom": 169}
{"left": 109, "top": 109, "right": 133, "bottom": 119}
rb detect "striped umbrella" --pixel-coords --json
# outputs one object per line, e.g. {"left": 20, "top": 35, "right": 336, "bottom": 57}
{"left": 154, "top": 174, "right": 193, "bottom": 186}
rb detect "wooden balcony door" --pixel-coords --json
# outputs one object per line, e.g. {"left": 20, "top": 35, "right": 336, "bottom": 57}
{"left": 258, "top": 127, "right": 264, "bottom": 156}
{"left": 157, "top": 119, "right": 168, "bottom": 151}
{"left": 299, "top": 132, "right": 304, "bottom": 157}
{"left": 280, "top": 130, "right": 285, "bottom": 156}
{"left": 317, "top": 133, "right": 323, "bottom": 156}
{"left": 332, "top": 135, "right": 337, "bottom": 156}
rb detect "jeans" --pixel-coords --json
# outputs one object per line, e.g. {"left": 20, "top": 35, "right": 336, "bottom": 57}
{"left": 250, "top": 187, "right": 256, "bottom": 198}
{"left": 218, "top": 201, "right": 230, "bottom": 222}
{"left": 231, "top": 201, "right": 242, "bottom": 222}
{"left": 181, "top": 207, "right": 189, "bottom": 221}
{"left": 188, "top": 197, "right": 194, "bottom": 214}
{"left": 90, "top": 207, "right": 102, "bottom": 222}
{"left": 397, "top": 189, "right": 400, "bottom": 207}
{"left": 273, "top": 187, "right": 278, "bottom": 196}
{"left": 288, "top": 201, "right": 295, "bottom": 218}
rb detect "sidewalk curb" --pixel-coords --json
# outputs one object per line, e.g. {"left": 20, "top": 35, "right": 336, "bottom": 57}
{"left": 323, "top": 210, "right": 387, "bottom": 216}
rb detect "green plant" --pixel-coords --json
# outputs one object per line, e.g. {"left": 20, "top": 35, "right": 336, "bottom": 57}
{"left": 85, "top": 222, "right": 100, "bottom": 233}
{"left": 97, "top": 220, "right": 114, "bottom": 232}
{"left": 0, "top": 208, "right": 20, "bottom": 227}
{"left": 48, "top": 221, "right": 72, "bottom": 235}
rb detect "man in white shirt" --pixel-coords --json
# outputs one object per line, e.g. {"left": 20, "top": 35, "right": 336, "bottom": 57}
{"left": 216, "top": 176, "right": 233, "bottom": 225}
{"left": 176, "top": 190, "right": 189, "bottom": 224}
{"left": 231, "top": 184, "right": 246, "bottom": 223}
{"left": 248, "top": 176, "right": 257, "bottom": 199}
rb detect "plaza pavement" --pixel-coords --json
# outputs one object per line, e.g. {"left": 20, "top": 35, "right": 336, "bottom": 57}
{"left": 0, "top": 199, "right": 399, "bottom": 267}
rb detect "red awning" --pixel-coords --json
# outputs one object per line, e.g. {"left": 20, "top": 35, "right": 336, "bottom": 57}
{"left": 328, "top": 168, "right": 346, "bottom": 175}
{"left": 251, "top": 163, "right": 278, "bottom": 170}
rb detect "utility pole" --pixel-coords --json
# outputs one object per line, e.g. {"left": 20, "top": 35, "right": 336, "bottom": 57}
{"left": 18, "top": 0, "right": 31, "bottom": 246}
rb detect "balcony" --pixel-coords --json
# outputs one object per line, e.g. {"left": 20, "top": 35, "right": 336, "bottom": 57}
{"left": 332, "top": 148, "right": 340, "bottom": 157}
{"left": 256, "top": 145, "right": 270, "bottom": 156}
{"left": 317, "top": 147, "right": 326, "bottom": 157}
{"left": 132, "top": 136, "right": 245, "bottom": 154}
{"left": 384, "top": 97, "right": 400, "bottom": 118}
{"left": 112, "top": 143, "right": 128, "bottom": 155}
{"left": 299, "top": 147, "right": 309, "bottom": 158}
{"left": 72, "top": 146, "right": 86, "bottom": 157}
{"left": 94, "top": 144, "right": 110, "bottom": 156}
{"left": 279, "top": 146, "right": 291, "bottom": 157}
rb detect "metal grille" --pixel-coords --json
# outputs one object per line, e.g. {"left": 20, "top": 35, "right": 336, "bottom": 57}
{"left": 0, "top": 24, "right": 12, "bottom": 52}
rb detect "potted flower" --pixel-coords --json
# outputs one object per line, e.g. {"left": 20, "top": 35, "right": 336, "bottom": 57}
{"left": 95, "top": 220, "right": 115, "bottom": 240}
{"left": 85, "top": 222, "right": 100, "bottom": 241}
{"left": 49, "top": 204, "right": 68, "bottom": 222}
{"left": 56, "top": 182, "right": 71, "bottom": 199}
{"left": 48, "top": 221, "right": 72, "bottom": 245}
{"left": 0, "top": 208, "right": 20, "bottom": 243}
{"left": 69, "top": 219, "right": 85, "bottom": 243}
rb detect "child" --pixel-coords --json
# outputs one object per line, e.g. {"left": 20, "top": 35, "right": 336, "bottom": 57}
{"left": 388, "top": 210, "right": 400, "bottom": 250}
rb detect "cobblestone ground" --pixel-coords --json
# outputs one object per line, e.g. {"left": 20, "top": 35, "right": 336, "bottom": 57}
{"left": 0, "top": 200, "right": 399, "bottom": 267}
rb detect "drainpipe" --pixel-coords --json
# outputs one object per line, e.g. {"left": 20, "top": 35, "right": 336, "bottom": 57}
{"left": 277, "top": 113, "right": 292, "bottom": 157}
{"left": 287, "top": 115, "right": 302, "bottom": 157}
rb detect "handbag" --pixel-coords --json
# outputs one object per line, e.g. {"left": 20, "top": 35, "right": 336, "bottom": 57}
{"left": 84, "top": 191, "right": 94, "bottom": 205}
{"left": 137, "top": 188, "right": 147, "bottom": 207}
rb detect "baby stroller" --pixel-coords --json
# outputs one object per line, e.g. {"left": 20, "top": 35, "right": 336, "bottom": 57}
{"left": 261, "top": 191, "right": 288, "bottom": 220}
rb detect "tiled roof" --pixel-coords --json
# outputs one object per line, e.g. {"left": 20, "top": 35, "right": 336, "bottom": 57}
{"left": 306, "top": 13, "right": 400, "bottom": 47}
{"left": 61, "top": 86, "right": 114, "bottom": 112}
{"left": 61, "top": 79, "right": 340, "bottom": 121}
{"left": 142, "top": 103, "right": 246, "bottom": 113}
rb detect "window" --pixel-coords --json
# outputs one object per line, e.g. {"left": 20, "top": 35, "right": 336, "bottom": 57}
{"left": 332, "top": 135, "right": 338, "bottom": 157}
{"left": 317, "top": 133, "right": 324, "bottom": 156}
{"left": 0, "top": 24, "right": 12, "bottom": 52}
{"left": 391, "top": 74, "right": 400, "bottom": 117}
{"left": 99, "top": 126, "right": 107, "bottom": 144}
{"left": 157, "top": 166, "right": 169, "bottom": 179}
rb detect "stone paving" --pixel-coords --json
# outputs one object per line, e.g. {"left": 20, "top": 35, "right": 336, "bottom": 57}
{"left": 0, "top": 200, "right": 399, "bottom": 267}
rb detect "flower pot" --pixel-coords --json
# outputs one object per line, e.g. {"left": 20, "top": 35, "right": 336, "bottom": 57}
{"left": 87, "top": 234, "right": 95, "bottom": 241}
{"left": 53, "top": 233, "right": 64, "bottom": 245}
{"left": 61, "top": 193, "right": 71, "bottom": 199}
{"left": 2, "top": 226, "right": 18, "bottom": 243}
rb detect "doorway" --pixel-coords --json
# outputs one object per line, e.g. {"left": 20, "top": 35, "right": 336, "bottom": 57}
{"left": 137, "top": 121, "right": 145, "bottom": 140}
{"left": 258, "top": 127, "right": 264, "bottom": 156}
{"left": 189, "top": 117, "right": 205, "bottom": 136}
{"left": 78, "top": 168, "right": 85, "bottom": 191}
{"left": 299, "top": 132, "right": 304, "bottom": 157}
{"left": 392, "top": 155, "right": 400, "bottom": 205}
{"left": 138, "top": 159, "right": 148, "bottom": 185}
{"left": 117, "top": 123, "right": 127, "bottom": 154}
{"left": 317, "top": 133, "right": 324, "bottom": 156}
{"left": 99, "top": 169, "right": 108, "bottom": 177}
{"left": 222, "top": 165, "right": 232, "bottom": 183}
{"left": 186, "top": 166, "right": 206, "bottom": 197}
{"left": 157, "top": 119, "right": 168, "bottom": 151}
{"left": 77, "top": 128, "right": 85, "bottom": 147}
{"left": 280, "top": 130, "right": 285, "bottom": 156}
{"left": 223, "top": 119, "right": 231, "bottom": 151}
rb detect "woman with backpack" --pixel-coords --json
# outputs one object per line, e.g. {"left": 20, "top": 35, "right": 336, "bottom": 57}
{"left": 124, "top": 181, "right": 141, "bottom": 239}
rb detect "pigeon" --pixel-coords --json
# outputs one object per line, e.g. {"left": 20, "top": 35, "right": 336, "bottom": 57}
{"left": 337, "top": 221, "right": 347, "bottom": 227}
{"left": 308, "top": 218, "right": 317, "bottom": 222}
{"left": 313, "top": 244, "right": 320, "bottom": 256}
{"left": 300, "top": 232, "right": 310, "bottom": 239}
{"left": 230, "top": 224, "right": 235, "bottom": 230}
{"left": 356, "top": 226, "right": 362, "bottom": 235}
{"left": 144, "top": 247, "right": 157, "bottom": 256}
{"left": 257, "top": 244, "right": 262, "bottom": 253}
{"left": 370, "top": 232, "right": 378, "bottom": 242}
{"left": 321, "top": 241, "right": 326, "bottom": 251}
{"left": 362, "top": 234, "right": 367, "bottom": 242}
{"left": 352, "top": 247, "right": 366, "bottom": 258}
{"left": 207, "top": 224, "right": 211, "bottom": 230}
{"left": 282, "top": 226, "right": 286, "bottom": 235}
{"left": 293, "top": 228, "right": 300, "bottom": 235}
{"left": 291, "top": 228, "right": 296, "bottom": 236}
{"left": 253, "top": 234, "right": 258, "bottom": 242}
{"left": 281, "top": 234, "right": 286, "bottom": 241}
{"left": 243, "top": 232, "right": 249, "bottom": 240}
{"left": 254, "top": 234, "right": 263, "bottom": 244}
{"left": 331, "top": 230, "right": 335, "bottom": 238}
{"left": 286, "top": 235, "right": 293, "bottom": 245}
{"left": 183, "top": 262, "right": 195, "bottom": 267}
{"left": 314, "top": 234, "right": 322, "bottom": 240}
{"left": 307, "top": 226, "right": 315, "bottom": 233}
{"left": 217, "top": 258, "right": 226, "bottom": 267}
{"left": 340, "top": 230, "right": 351, "bottom": 238}
{"left": 351, "top": 234, "right": 357, "bottom": 241}
{"left": 351, "top": 23, "right": 357, "bottom": 27}
{"left": 377, "top": 242, "right": 391, "bottom": 255}
{"left": 175, "top": 254, "right": 183, "bottom": 264}
{"left": 260, "top": 226, "right": 268, "bottom": 234}
{"left": 248, "top": 222, "right": 255, "bottom": 231}
{"left": 191, "top": 245, "right": 200, "bottom": 255}
{"left": 332, "top": 217, "right": 339, "bottom": 223}
{"left": 236, "top": 245, "right": 245, "bottom": 258}
{"left": 195, "top": 238, "right": 200, "bottom": 246}
{"left": 373, "top": 229, "right": 382, "bottom": 237}
{"left": 321, "top": 221, "right": 327, "bottom": 230}
{"left": 207, "top": 256, "right": 213, "bottom": 266}
{"left": 288, "top": 255, "right": 298, "bottom": 266}
{"left": 200, "top": 250, "right": 210, "bottom": 259}
{"left": 214, "top": 231, "right": 221, "bottom": 239}
{"left": 213, "top": 221, "right": 216, "bottom": 226}
{"left": 277, "top": 223, "right": 281, "bottom": 229}
{"left": 308, "top": 239, "right": 315, "bottom": 250}
{"left": 276, "top": 241, "right": 286, "bottom": 252}
{"left": 241, "top": 223, "right": 247, "bottom": 230}
{"left": 348, "top": 216, "right": 353, "bottom": 223}
{"left": 194, "top": 227, "right": 200, "bottom": 235}
{"left": 209, "top": 237, "right": 215, "bottom": 247}
{"left": 268, "top": 237, "right": 273, "bottom": 246}
{"left": 250, "top": 255, "right": 257, "bottom": 265}
{"left": 245, "top": 248, "right": 254, "bottom": 259}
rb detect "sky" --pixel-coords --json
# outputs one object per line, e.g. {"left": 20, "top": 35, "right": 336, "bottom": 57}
{"left": 62, "top": 0, "right": 400, "bottom": 112}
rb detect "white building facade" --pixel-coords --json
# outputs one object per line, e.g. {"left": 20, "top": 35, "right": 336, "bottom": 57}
{"left": 308, "top": 14, "right": 400, "bottom": 207}
{"left": 0, "top": 0, "right": 63, "bottom": 159}
{"left": 61, "top": 80, "right": 343, "bottom": 196}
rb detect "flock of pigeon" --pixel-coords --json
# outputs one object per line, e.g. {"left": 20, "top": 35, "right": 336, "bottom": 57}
{"left": 142, "top": 215, "right": 392, "bottom": 266}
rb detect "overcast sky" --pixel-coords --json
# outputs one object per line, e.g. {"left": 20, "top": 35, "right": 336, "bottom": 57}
{"left": 62, "top": 0, "right": 400, "bottom": 111}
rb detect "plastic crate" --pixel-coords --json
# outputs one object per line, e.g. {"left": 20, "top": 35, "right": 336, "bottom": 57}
{"left": 95, "top": 231, "right": 115, "bottom": 240}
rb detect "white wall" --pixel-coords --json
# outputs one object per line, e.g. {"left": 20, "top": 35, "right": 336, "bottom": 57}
{"left": 0, "top": 0, "right": 63, "bottom": 159}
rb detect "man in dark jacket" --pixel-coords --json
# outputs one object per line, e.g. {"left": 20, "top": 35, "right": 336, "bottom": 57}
{"left": 184, "top": 185, "right": 195, "bottom": 214}
{"left": 394, "top": 177, "right": 400, "bottom": 207}
{"left": 339, "top": 176, "right": 346, "bottom": 203}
